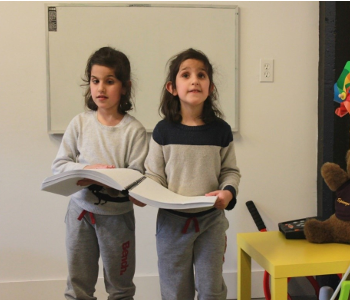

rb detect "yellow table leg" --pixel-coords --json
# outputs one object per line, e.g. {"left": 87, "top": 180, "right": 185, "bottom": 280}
{"left": 270, "top": 277, "right": 288, "bottom": 300}
{"left": 237, "top": 246, "right": 251, "bottom": 300}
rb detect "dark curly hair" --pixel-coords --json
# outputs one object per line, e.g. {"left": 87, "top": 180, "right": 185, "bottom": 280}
{"left": 160, "top": 48, "right": 223, "bottom": 123}
{"left": 82, "top": 47, "right": 133, "bottom": 114}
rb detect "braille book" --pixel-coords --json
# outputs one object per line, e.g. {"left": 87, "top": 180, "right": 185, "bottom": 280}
{"left": 41, "top": 168, "right": 216, "bottom": 209}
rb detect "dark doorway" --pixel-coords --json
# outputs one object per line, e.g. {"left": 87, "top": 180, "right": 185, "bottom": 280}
{"left": 318, "top": 1, "right": 350, "bottom": 288}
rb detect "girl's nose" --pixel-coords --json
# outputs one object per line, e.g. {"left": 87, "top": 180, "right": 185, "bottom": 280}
{"left": 98, "top": 83, "right": 105, "bottom": 92}
{"left": 191, "top": 76, "right": 199, "bottom": 85}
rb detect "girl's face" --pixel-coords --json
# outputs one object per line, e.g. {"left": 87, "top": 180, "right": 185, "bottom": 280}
{"left": 90, "top": 64, "right": 125, "bottom": 113}
{"left": 167, "top": 59, "right": 212, "bottom": 110}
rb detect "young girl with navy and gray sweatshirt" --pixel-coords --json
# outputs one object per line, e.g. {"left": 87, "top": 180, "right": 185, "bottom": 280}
{"left": 137, "top": 48, "right": 241, "bottom": 300}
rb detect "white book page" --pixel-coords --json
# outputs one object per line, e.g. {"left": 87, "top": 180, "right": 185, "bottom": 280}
{"left": 129, "top": 178, "right": 216, "bottom": 209}
{"left": 91, "top": 169, "right": 144, "bottom": 189}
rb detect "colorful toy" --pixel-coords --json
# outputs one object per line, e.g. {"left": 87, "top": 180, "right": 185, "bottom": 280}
{"left": 304, "top": 150, "right": 350, "bottom": 243}
{"left": 334, "top": 61, "right": 350, "bottom": 117}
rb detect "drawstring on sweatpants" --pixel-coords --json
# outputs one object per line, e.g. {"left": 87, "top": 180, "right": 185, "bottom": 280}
{"left": 182, "top": 217, "right": 200, "bottom": 234}
{"left": 77, "top": 210, "right": 96, "bottom": 224}
{"left": 164, "top": 208, "right": 217, "bottom": 234}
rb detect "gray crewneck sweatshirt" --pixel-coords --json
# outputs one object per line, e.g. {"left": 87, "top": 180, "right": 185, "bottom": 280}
{"left": 52, "top": 110, "right": 148, "bottom": 215}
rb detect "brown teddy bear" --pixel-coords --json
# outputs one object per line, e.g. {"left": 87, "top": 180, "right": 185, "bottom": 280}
{"left": 304, "top": 150, "right": 350, "bottom": 243}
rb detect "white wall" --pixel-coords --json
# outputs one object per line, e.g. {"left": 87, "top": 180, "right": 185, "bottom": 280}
{"left": 0, "top": 1, "right": 319, "bottom": 299}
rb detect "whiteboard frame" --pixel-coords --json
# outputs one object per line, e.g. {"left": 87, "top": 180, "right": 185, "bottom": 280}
{"left": 45, "top": 2, "right": 239, "bottom": 134}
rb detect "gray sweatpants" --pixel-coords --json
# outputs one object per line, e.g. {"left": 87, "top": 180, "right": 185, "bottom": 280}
{"left": 64, "top": 200, "right": 136, "bottom": 300}
{"left": 156, "top": 208, "right": 229, "bottom": 300}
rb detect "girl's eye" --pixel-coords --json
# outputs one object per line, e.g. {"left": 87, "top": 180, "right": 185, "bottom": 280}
{"left": 107, "top": 80, "right": 115, "bottom": 85}
{"left": 181, "top": 73, "right": 189, "bottom": 78}
{"left": 91, "top": 79, "right": 99, "bottom": 84}
{"left": 198, "top": 73, "right": 206, "bottom": 79}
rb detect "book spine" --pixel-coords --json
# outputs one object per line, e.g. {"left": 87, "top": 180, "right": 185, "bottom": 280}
{"left": 121, "top": 176, "right": 146, "bottom": 195}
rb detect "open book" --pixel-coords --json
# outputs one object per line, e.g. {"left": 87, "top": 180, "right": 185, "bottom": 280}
{"left": 41, "top": 168, "right": 217, "bottom": 210}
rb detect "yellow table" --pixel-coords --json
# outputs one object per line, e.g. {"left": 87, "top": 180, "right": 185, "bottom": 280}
{"left": 237, "top": 231, "right": 350, "bottom": 300}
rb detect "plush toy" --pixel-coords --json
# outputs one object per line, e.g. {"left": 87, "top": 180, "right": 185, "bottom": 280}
{"left": 304, "top": 150, "right": 350, "bottom": 244}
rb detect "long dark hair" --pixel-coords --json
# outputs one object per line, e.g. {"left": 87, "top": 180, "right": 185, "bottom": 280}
{"left": 82, "top": 46, "right": 133, "bottom": 114}
{"left": 160, "top": 48, "right": 223, "bottom": 123}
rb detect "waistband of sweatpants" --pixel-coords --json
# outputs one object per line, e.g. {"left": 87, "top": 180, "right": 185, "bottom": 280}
{"left": 162, "top": 207, "right": 217, "bottom": 218}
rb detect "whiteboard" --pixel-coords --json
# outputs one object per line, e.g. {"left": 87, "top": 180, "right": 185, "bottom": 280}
{"left": 45, "top": 3, "right": 239, "bottom": 134}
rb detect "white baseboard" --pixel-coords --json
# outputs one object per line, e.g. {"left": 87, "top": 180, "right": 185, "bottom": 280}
{"left": 0, "top": 271, "right": 266, "bottom": 300}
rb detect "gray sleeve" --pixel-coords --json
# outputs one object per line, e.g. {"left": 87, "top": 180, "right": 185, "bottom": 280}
{"left": 144, "top": 137, "right": 168, "bottom": 188}
{"left": 126, "top": 123, "right": 148, "bottom": 174}
{"left": 51, "top": 116, "right": 87, "bottom": 175}
{"left": 219, "top": 141, "right": 241, "bottom": 195}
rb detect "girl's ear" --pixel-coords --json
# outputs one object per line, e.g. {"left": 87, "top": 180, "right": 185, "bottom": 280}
{"left": 166, "top": 81, "right": 178, "bottom": 96}
{"left": 122, "top": 80, "right": 131, "bottom": 95}
{"left": 209, "top": 83, "right": 215, "bottom": 94}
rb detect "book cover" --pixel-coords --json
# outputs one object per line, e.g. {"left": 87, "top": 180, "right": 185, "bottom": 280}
{"left": 41, "top": 168, "right": 217, "bottom": 209}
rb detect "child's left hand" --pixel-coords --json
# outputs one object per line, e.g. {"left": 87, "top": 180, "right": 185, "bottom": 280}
{"left": 205, "top": 190, "right": 232, "bottom": 210}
